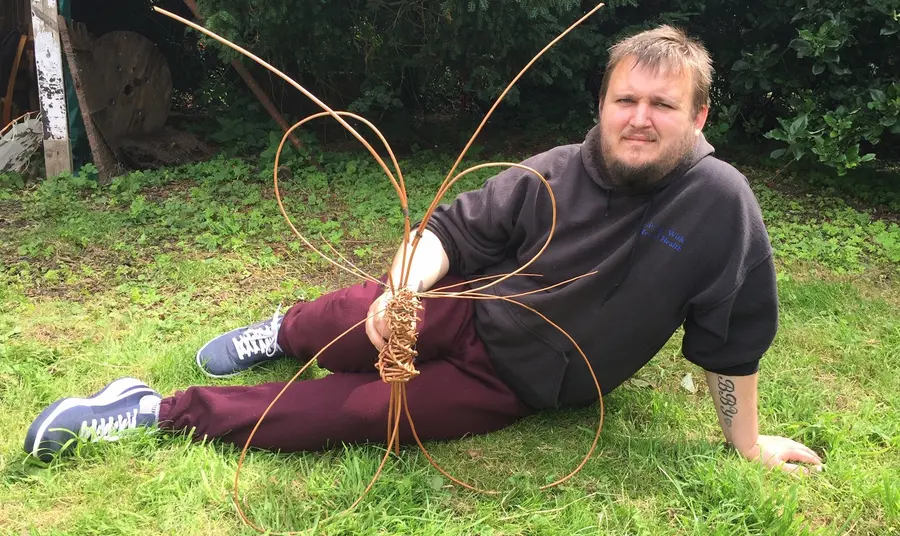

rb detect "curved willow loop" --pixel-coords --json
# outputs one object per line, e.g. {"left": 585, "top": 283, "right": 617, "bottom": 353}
{"left": 151, "top": 7, "right": 417, "bottom": 288}
{"left": 403, "top": 3, "right": 606, "bottom": 288}
{"left": 414, "top": 161, "right": 558, "bottom": 296}
{"left": 424, "top": 291, "right": 604, "bottom": 491}
{"left": 230, "top": 313, "right": 372, "bottom": 534}
{"left": 272, "top": 110, "right": 411, "bottom": 285}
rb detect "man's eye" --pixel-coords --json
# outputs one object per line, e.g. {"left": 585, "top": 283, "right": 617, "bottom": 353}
{"left": 618, "top": 98, "right": 634, "bottom": 103}
{"left": 656, "top": 102, "right": 673, "bottom": 109}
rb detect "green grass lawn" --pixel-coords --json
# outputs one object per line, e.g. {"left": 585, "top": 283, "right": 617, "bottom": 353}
{"left": 1, "top": 152, "right": 899, "bottom": 535}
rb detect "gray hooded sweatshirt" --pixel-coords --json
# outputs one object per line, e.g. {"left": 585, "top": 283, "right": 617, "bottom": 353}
{"left": 426, "top": 125, "right": 777, "bottom": 409}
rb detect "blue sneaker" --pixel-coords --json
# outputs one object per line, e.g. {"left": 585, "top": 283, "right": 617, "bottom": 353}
{"left": 196, "top": 309, "right": 285, "bottom": 378}
{"left": 24, "top": 377, "right": 161, "bottom": 462}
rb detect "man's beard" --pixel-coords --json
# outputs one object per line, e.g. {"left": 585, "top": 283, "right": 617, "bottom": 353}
{"left": 599, "top": 131, "right": 696, "bottom": 194}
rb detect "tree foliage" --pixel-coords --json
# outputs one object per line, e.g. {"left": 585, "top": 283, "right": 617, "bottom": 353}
{"left": 193, "top": 0, "right": 900, "bottom": 173}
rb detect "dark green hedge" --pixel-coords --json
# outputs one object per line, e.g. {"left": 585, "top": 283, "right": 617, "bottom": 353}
{"left": 193, "top": 0, "right": 900, "bottom": 173}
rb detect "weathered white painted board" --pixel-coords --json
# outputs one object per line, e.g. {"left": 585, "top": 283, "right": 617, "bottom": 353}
{"left": 0, "top": 112, "right": 43, "bottom": 173}
{"left": 31, "top": 0, "right": 72, "bottom": 176}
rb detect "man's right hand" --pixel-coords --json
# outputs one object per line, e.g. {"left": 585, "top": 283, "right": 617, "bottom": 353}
{"left": 366, "top": 290, "right": 421, "bottom": 351}
{"left": 365, "top": 291, "right": 393, "bottom": 351}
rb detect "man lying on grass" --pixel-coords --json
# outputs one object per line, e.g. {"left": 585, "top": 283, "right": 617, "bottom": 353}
{"left": 25, "top": 25, "right": 822, "bottom": 475}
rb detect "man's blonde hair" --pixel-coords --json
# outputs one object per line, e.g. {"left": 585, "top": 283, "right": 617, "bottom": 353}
{"left": 600, "top": 25, "right": 713, "bottom": 116}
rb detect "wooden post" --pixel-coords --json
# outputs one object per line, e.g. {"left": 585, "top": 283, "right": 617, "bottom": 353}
{"left": 58, "top": 16, "right": 120, "bottom": 184}
{"left": 182, "top": 0, "right": 306, "bottom": 153}
{"left": 30, "top": 0, "right": 72, "bottom": 177}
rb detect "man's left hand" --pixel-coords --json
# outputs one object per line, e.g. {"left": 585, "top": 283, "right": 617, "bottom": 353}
{"left": 739, "top": 434, "right": 823, "bottom": 475}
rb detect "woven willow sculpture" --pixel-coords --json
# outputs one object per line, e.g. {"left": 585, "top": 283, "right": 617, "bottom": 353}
{"left": 154, "top": 5, "right": 606, "bottom": 533}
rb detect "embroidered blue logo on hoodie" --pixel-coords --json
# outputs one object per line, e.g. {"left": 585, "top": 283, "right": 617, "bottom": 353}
{"left": 641, "top": 222, "right": 684, "bottom": 252}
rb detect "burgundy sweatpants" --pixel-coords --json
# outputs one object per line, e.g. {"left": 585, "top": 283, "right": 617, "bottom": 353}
{"left": 157, "top": 276, "right": 532, "bottom": 451}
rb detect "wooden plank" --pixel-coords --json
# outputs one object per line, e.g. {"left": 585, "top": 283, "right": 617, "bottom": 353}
{"left": 30, "top": 0, "right": 72, "bottom": 177}
{"left": 58, "top": 15, "right": 120, "bottom": 184}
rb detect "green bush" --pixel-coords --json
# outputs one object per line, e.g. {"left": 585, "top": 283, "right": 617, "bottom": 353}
{"left": 189, "top": 0, "right": 899, "bottom": 174}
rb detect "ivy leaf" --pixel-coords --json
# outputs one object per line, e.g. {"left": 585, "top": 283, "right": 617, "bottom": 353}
{"left": 790, "top": 38, "right": 812, "bottom": 57}
{"left": 812, "top": 63, "right": 825, "bottom": 75}
{"left": 827, "top": 63, "right": 851, "bottom": 76}
{"left": 789, "top": 115, "right": 808, "bottom": 137}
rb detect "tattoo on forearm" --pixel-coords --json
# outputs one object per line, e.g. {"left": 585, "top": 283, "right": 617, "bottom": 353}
{"left": 716, "top": 375, "right": 738, "bottom": 427}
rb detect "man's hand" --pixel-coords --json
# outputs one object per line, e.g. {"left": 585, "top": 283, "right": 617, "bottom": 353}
{"left": 704, "top": 371, "right": 823, "bottom": 475}
{"left": 365, "top": 291, "right": 393, "bottom": 351}
{"left": 365, "top": 290, "right": 421, "bottom": 351}
{"left": 738, "top": 435, "right": 823, "bottom": 475}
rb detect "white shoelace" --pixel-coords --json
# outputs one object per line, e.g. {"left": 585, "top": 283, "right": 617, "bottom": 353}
{"left": 232, "top": 307, "right": 283, "bottom": 360}
{"left": 79, "top": 409, "right": 138, "bottom": 442}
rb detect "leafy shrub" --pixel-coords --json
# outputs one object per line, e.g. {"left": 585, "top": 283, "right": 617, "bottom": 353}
{"left": 187, "top": 0, "right": 898, "bottom": 173}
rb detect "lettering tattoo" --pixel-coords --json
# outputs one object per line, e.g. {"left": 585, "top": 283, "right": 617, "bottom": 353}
{"left": 716, "top": 375, "right": 738, "bottom": 427}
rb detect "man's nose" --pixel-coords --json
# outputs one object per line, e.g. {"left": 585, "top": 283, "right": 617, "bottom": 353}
{"left": 629, "top": 102, "right": 652, "bottom": 128}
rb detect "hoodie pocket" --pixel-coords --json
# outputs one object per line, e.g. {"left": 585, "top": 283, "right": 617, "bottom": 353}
{"left": 481, "top": 299, "right": 570, "bottom": 409}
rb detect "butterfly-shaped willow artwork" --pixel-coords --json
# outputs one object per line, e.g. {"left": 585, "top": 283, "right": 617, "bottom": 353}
{"left": 154, "top": 4, "right": 606, "bottom": 533}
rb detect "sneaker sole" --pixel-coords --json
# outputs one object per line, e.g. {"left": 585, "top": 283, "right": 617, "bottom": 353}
{"left": 26, "top": 378, "right": 157, "bottom": 460}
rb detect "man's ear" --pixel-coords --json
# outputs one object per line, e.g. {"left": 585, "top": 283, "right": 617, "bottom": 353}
{"left": 694, "top": 105, "right": 710, "bottom": 134}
